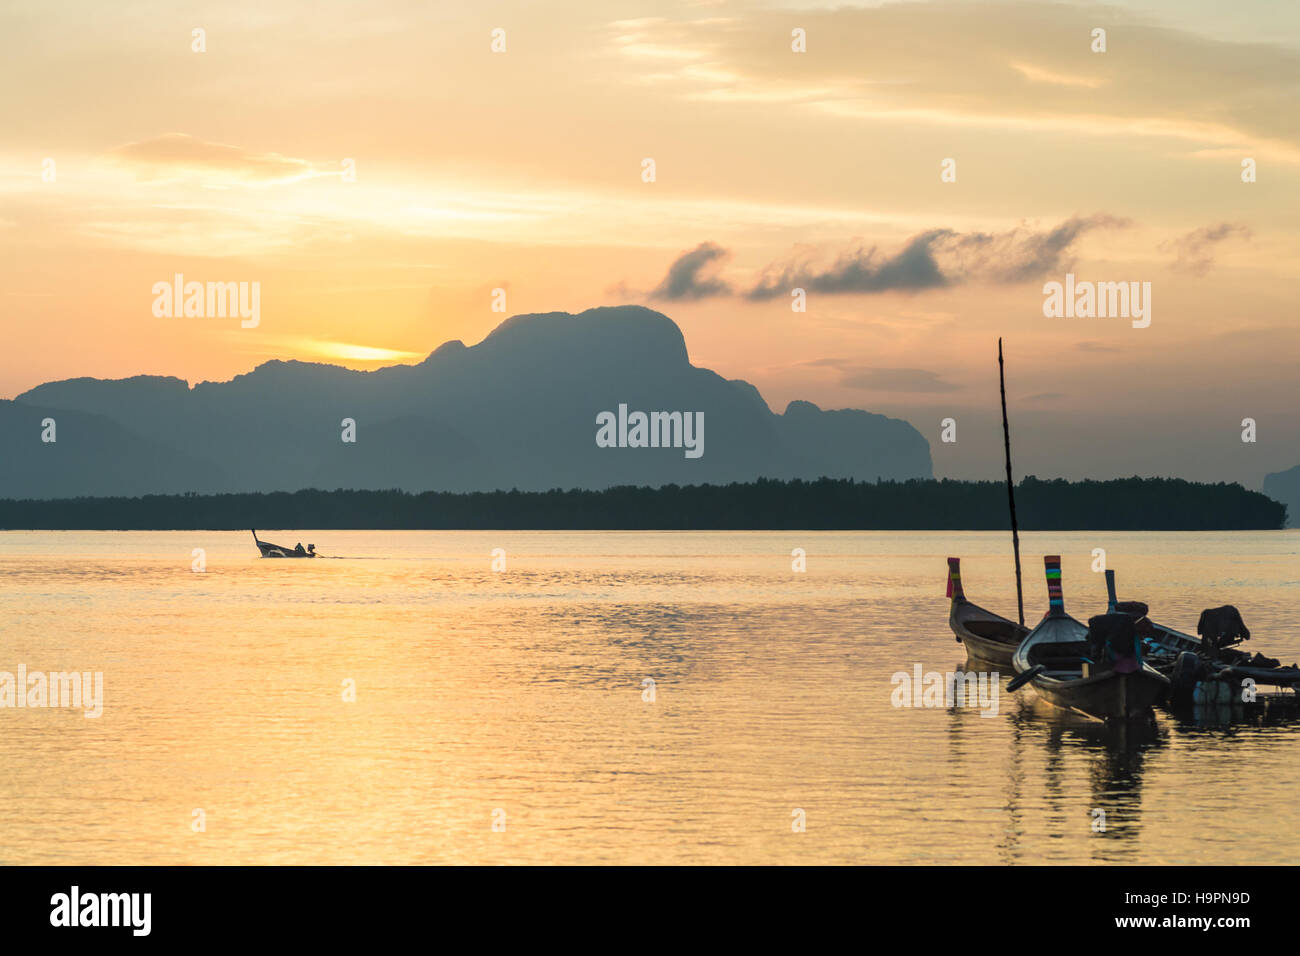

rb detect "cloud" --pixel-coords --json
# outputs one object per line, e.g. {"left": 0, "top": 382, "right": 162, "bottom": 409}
{"left": 606, "top": 3, "right": 1300, "bottom": 166}
{"left": 808, "top": 359, "right": 961, "bottom": 393}
{"left": 107, "top": 133, "right": 322, "bottom": 186}
{"left": 1009, "top": 62, "right": 1104, "bottom": 90}
{"left": 603, "top": 279, "right": 640, "bottom": 301}
{"left": 748, "top": 230, "right": 950, "bottom": 299}
{"left": 746, "top": 215, "right": 1126, "bottom": 299}
{"left": 953, "top": 215, "right": 1131, "bottom": 283}
{"left": 650, "top": 241, "right": 733, "bottom": 300}
{"left": 841, "top": 367, "right": 961, "bottom": 392}
{"left": 1161, "top": 223, "right": 1252, "bottom": 275}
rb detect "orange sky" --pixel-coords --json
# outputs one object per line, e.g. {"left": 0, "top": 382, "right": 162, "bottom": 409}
{"left": 2, "top": 0, "right": 1297, "bottom": 483}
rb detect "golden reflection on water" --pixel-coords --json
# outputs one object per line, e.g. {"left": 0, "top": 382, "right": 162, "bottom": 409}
{"left": 0, "top": 530, "right": 1296, "bottom": 864}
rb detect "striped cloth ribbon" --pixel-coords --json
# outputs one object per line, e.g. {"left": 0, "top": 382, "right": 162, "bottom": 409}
{"left": 1044, "top": 555, "right": 1064, "bottom": 614}
{"left": 946, "top": 557, "right": 964, "bottom": 600}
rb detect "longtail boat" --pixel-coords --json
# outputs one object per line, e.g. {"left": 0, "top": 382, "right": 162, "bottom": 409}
{"left": 946, "top": 557, "right": 1028, "bottom": 667}
{"left": 252, "top": 529, "right": 317, "bottom": 559}
{"left": 948, "top": 561, "right": 1219, "bottom": 674}
{"left": 1009, "top": 556, "right": 1170, "bottom": 721}
{"left": 1103, "top": 569, "right": 1300, "bottom": 706}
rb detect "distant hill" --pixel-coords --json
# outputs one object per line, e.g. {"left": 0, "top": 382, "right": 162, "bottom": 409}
{"left": 0, "top": 399, "right": 227, "bottom": 498}
{"left": 7, "top": 306, "right": 932, "bottom": 498}
{"left": 0, "top": 476, "right": 1284, "bottom": 530}
{"left": 1262, "top": 465, "right": 1300, "bottom": 528}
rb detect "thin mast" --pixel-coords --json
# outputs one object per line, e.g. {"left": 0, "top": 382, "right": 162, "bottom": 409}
{"left": 999, "top": 338, "right": 1024, "bottom": 627}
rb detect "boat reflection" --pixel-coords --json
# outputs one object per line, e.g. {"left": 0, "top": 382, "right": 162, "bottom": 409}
{"left": 951, "top": 656, "right": 1300, "bottom": 865}
{"left": 944, "top": 659, "right": 1168, "bottom": 864}
{"left": 1010, "top": 694, "right": 1165, "bottom": 863}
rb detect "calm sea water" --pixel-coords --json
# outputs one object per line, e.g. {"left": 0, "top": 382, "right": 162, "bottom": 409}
{"left": 0, "top": 530, "right": 1296, "bottom": 865}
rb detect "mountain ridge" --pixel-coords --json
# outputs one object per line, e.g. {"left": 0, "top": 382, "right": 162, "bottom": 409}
{"left": 1262, "top": 464, "right": 1300, "bottom": 528}
{"left": 7, "top": 305, "right": 933, "bottom": 498}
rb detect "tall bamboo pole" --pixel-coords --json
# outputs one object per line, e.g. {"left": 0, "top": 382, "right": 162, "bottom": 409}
{"left": 998, "top": 338, "right": 1024, "bottom": 627}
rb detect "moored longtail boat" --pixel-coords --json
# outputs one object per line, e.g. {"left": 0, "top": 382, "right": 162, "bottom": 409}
{"left": 1102, "top": 569, "right": 1205, "bottom": 658}
{"left": 1103, "top": 569, "right": 1300, "bottom": 706}
{"left": 946, "top": 557, "right": 1028, "bottom": 667}
{"left": 1100, "top": 568, "right": 1213, "bottom": 706}
{"left": 1010, "top": 556, "right": 1169, "bottom": 721}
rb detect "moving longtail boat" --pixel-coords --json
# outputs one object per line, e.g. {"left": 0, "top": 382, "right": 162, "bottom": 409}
{"left": 1009, "top": 556, "right": 1170, "bottom": 721}
{"left": 946, "top": 557, "right": 1028, "bottom": 667}
{"left": 252, "top": 529, "right": 316, "bottom": 558}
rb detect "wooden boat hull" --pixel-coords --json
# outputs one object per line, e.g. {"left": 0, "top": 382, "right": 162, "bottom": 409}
{"left": 251, "top": 530, "right": 316, "bottom": 558}
{"left": 1028, "top": 667, "right": 1170, "bottom": 721}
{"left": 949, "top": 600, "right": 1026, "bottom": 668}
{"left": 945, "top": 557, "right": 1027, "bottom": 668}
{"left": 256, "top": 544, "right": 315, "bottom": 559}
{"left": 1011, "top": 557, "right": 1170, "bottom": 722}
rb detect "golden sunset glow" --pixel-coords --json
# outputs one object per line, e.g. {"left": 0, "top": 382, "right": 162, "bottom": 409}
{"left": 302, "top": 341, "right": 426, "bottom": 363}
{"left": 2, "top": 0, "right": 1297, "bottom": 483}
{"left": 4, "top": 0, "right": 1300, "bottom": 882}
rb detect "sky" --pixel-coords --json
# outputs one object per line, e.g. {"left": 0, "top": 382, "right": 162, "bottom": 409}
{"left": 2, "top": 0, "right": 1297, "bottom": 485}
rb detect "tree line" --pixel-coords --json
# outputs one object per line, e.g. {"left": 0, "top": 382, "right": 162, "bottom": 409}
{"left": 0, "top": 476, "right": 1285, "bottom": 530}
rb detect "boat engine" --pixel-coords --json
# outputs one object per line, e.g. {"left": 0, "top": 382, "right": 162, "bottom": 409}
{"left": 1196, "top": 605, "right": 1250, "bottom": 659}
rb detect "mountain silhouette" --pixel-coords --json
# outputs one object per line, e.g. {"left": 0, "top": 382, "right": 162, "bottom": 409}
{"left": 0, "top": 399, "right": 228, "bottom": 498}
{"left": 5, "top": 306, "right": 932, "bottom": 497}
{"left": 1262, "top": 465, "right": 1300, "bottom": 528}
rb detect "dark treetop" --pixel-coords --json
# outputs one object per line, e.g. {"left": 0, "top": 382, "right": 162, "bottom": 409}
{"left": 0, "top": 476, "right": 1284, "bottom": 530}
